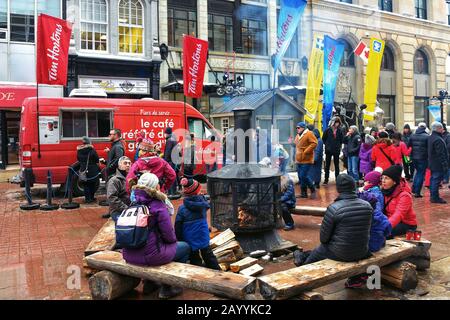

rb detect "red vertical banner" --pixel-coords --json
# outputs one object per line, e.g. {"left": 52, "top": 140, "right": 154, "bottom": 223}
{"left": 36, "top": 14, "right": 72, "bottom": 86}
{"left": 183, "top": 35, "right": 209, "bottom": 98}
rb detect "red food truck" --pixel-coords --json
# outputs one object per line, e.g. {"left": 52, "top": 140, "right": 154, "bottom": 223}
{"left": 19, "top": 97, "right": 222, "bottom": 195}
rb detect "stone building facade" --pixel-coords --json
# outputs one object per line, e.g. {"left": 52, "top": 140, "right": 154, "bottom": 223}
{"left": 158, "top": 0, "right": 450, "bottom": 131}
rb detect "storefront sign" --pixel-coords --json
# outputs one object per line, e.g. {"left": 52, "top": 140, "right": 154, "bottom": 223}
{"left": 0, "top": 86, "right": 37, "bottom": 108}
{"left": 39, "top": 116, "right": 60, "bottom": 144}
{"left": 78, "top": 76, "right": 150, "bottom": 95}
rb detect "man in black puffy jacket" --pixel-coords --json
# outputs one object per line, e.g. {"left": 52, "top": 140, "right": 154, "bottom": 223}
{"left": 322, "top": 117, "right": 344, "bottom": 184}
{"left": 428, "top": 122, "right": 449, "bottom": 204}
{"left": 293, "top": 174, "right": 372, "bottom": 266}
{"left": 407, "top": 123, "right": 429, "bottom": 197}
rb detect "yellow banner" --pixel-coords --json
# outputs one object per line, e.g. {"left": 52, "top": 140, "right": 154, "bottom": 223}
{"left": 364, "top": 38, "right": 385, "bottom": 121}
{"left": 304, "top": 34, "right": 324, "bottom": 124}
{"left": 317, "top": 102, "right": 323, "bottom": 137}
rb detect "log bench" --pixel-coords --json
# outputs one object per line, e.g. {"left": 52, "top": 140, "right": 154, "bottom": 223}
{"left": 84, "top": 219, "right": 116, "bottom": 256}
{"left": 257, "top": 239, "right": 417, "bottom": 300}
{"left": 290, "top": 206, "right": 326, "bottom": 217}
{"left": 84, "top": 250, "right": 257, "bottom": 300}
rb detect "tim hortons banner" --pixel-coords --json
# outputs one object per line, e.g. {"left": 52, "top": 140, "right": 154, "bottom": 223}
{"left": 183, "top": 35, "right": 209, "bottom": 98}
{"left": 322, "top": 36, "right": 344, "bottom": 133}
{"left": 36, "top": 14, "right": 72, "bottom": 86}
{"left": 272, "top": 0, "right": 307, "bottom": 72}
{"left": 304, "top": 34, "right": 324, "bottom": 124}
{"left": 364, "top": 38, "right": 385, "bottom": 121}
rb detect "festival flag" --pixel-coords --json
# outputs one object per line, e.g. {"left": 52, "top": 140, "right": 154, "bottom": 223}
{"left": 36, "top": 14, "right": 72, "bottom": 86}
{"left": 322, "top": 36, "right": 345, "bottom": 133}
{"left": 272, "top": 0, "right": 307, "bottom": 72}
{"left": 354, "top": 40, "right": 370, "bottom": 64}
{"left": 363, "top": 38, "right": 385, "bottom": 121}
{"left": 183, "top": 35, "right": 209, "bottom": 98}
{"left": 304, "top": 34, "right": 324, "bottom": 124}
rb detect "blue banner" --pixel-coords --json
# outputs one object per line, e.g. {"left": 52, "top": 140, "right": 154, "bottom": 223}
{"left": 427, "top": 105, "right": 441, "bottom": 122}
{"left": 273, "top": 0, "right": 307, "bottom": 72}
{"left": 322, "top": 36, "right": 345, "bottom": 133}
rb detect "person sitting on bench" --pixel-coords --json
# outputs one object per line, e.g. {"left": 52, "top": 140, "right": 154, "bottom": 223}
{"left": 293, "top": 174, "right": 373, "bottom": 266}
{"left": 123, "top": 172, "right": 191, "bottom": 300}
{"left": 103, "top": 156, "right": 131, "bottom": 220}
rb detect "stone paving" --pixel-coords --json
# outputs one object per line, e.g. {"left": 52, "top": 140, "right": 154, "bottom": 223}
{"left": 0, "top": 174, "right": 449, "bottom": 300}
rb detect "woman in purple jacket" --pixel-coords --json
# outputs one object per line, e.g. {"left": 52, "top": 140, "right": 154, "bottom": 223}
{"left": 359, "top": 135, "right": 376, "bottom": 177}
{"left": 123, "top": 172, "right": 190, "bottom": 299}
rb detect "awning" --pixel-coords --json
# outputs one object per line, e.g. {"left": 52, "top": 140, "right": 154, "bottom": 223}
{"left": 0, "top": 85, "right": 37, "bottom": 109}
{"left": 161, "top": 80, "right": 220, "bottom": 94}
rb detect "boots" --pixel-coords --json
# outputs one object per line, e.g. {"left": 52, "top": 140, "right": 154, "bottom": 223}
{"left": 158, "top": 284, "right": 183, "bottom": 299}
{"left": 309, "top": 186, "right": 317, "bottom": 199}
{"left": 300, "top": 187, "right": 308, "bottom": 198}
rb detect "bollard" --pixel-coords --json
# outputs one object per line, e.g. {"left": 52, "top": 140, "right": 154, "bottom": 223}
{"left": 41, "top": 170, "right": 59, "bottom": 211}
{"left": 20, "top": 169, "right": 40, "bottom": 210}
{"left": 61, "top": 167, "right": 80, "bottom": 209}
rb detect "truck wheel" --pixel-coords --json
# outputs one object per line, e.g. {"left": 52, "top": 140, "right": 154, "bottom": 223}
{"left": 72, "top": 175, "right": 100, "bottom": 197}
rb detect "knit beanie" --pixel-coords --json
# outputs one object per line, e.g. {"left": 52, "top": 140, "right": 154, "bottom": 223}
{"left": 297, "top": 122, "right": 306, "bottom": 128}
{"left": 403, "top": 124, "right": 411, "bottom": 130}
{"left": 364, "top": 171, "right": 381, "bottom": 187}
{"left": 385, "top": 123, "right": 396, "bottom": 131}
{"left": 137, "top": 172, "right": 159, "bottom": 189}
{"left": 180, "top": 177, "right": 201, "bottom": 196}
{"left": 382, "top": 165, "right": 403, "bottom": 185}
{"left": 365, "top": 135, "right": 376, "bottom": 145}
{"left": 165, "top": 127, "right": 173, "bottom": 135}
{"left": 336, "top": 174, "right": 356, "bottom": 194}
{"left": 82, "top": 136, "right": 91, "bottom": 144}
{"left": 378, "top": 131, "right": 389, "bottom": 139}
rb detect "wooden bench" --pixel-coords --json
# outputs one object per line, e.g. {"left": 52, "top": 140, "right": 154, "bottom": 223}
{"left": 290, "top": 206, "right": 326, "bottom": 217}
{"left": 257, "top": 239, "right": 417, "bottom": 300}
{"left": 84, "top": 250, "right": 257, "bottom": 300}
{"left": 84, "top": 219, "right": 116, "bottom": 256}
{"left": 395, "top": 237, "right": 432, "bottom": 271}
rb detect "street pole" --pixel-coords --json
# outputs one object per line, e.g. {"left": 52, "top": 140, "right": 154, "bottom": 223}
{"left": 441, "top": 99, "right": 444, "bottom": 124}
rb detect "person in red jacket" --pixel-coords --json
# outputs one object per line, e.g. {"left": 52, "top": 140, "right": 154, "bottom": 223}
{"left": 126, "top": 139, "right": 176, "bottom": 193}
{"left": 371, "top": 131, "right": 400, "bottom": 171}
{"left": 392, "top": 132, "right": 411, "bottom": 167}
{"left": 381, "top": 165, "right": 418, "bottom": 237}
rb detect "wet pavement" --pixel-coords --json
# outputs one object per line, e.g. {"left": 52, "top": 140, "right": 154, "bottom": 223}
{"left": 0, "top": 175, "right": 449, "bottom": 300}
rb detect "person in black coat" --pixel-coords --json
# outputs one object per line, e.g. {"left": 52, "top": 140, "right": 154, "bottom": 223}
{"left": 293, "top": 174, "right": 372, "bottom": 266}
{"left": 428, "top": 122, "right": 449, "bottom": 204}
{"left": 104, "top": 128, "right": 125, "bottom": 179}
{"left": 407, "top": 123, "right": 429, "bottom": 197}
{"left": 343, "top": 126, "right": 362, "bottom": 182}
{"left": 322, "top": 117, "right": 344, "bottom": 184}
{"left": 77, "top": 136, "right": 100, "bottom": 203}
{"left": 163, "top": 127, "right": 180, "bottom": 196}
{"left": 442, "top": 124, "right": 450, "bottom": 185}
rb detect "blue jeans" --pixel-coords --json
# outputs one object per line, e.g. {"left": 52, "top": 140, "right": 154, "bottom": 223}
{"left": 173, "top": 241, "right": 191, "bottom": 263}
{"left": 430, "top": 170, "right": 445, "bottom": 201}
{"left": 347, "top": 156, "right": 359, "bottom": 181}
{"left": 297, "top": 164, "right": 314, "bottom": 189}
{"left": 412, "top": 160, "right": 427, "bottom": 195}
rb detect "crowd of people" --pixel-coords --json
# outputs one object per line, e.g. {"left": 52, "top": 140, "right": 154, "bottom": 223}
{"left": 70, "top": 118, "right": 448, "bottom": 295}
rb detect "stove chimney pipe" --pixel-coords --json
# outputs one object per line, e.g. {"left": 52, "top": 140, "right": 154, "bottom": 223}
{"left": 233, "top": 108, "right": 253, "bottom": 163}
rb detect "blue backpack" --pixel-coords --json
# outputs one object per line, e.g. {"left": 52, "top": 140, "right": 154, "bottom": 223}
{"left": 115, "top": 205, "right": 152, "bottom": 249}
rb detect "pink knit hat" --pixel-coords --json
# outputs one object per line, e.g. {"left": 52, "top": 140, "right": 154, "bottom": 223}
{"left": 180, "top": 178, "right": 201, "bottom": 196}
{"left": 364, "top": 171, "right": 381, "bottom": 187}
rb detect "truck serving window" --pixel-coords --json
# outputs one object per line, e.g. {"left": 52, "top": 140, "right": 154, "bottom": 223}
{"left": 62, "top": 111, "right": 112, "bottom": 138}
{"left": 188, "top": 117, "right": 217, "bottom": 140}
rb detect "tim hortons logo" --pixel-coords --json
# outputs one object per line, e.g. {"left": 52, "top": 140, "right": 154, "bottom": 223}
{"left": 46, "top": 24, "right": 63, "bottom": 81}
{"left": 188, "top": 43, "right": 203, "bottom": 95}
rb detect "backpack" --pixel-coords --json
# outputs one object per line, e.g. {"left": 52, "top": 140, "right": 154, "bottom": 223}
{"left": 115, "top": 204, "right": 152, "bottom": 249}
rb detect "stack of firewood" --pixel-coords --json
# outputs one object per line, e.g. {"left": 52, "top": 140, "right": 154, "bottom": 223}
{"left": 210, "top": 229, "right": 264, "bottom": 276}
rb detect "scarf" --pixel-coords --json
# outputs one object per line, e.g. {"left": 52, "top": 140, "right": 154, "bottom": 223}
{"left": 381, "top": 185, "right": 396, "bottom": 196}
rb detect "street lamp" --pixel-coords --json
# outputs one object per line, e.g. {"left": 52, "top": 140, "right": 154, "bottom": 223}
{"left": 438, "top": 89, "right": 448, "bottom": 124}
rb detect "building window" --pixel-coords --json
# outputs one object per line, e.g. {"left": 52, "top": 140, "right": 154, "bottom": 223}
{"left": 62, "top": 111, "right": 112, "bottom": 138}
{"left": 339, "top": 0, "right": 352, "bottom": 3}
{"left": 242, "top": 18, "right": 267, "bottom": 56}
{"left": 0, "top": 0, "right": 7, "bottom": 40}
{"left": 447, "top": 1, "right": 450, "bottom": 25}
{"left": 414, "top": 97, "right": 430, "bottom": 126}
{"left": 414, "top": 49, "right": 429, "bottom": 75}
{"left": 221, "top": 118, "right": 229, "bottom": 134}
{"left": 208, "top": 13, "right": 233, "bottom": 52}
{"left": 168, "top": 8, "right": 197, "bottom": 48}
{"left": 118, "top": 0, "right": 144, "bottom": 54}
{"left": 80, "top": 0, "right": 108, "bottom": 51}
{"left": 378, "top": 96, "right": 395, "bottom": 125}
{"left": 10, "top": 0, "right": 35, "bottom": 42}
{"left": 379, "top": 0, "right": 393, "bottom": 12}
{"left": 415, "top": 0, "right": 427, "bottom": 20}
{"left": 381, "top": 46, "right": 395, "bottom": 70}
{"left": 339, "top": 39, "right": 355, "bottom": 67}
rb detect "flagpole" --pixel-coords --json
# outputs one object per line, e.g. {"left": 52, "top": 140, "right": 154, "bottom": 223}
{"left": 271, "top": 68, "right": 277, "bottom": 144}
{"left": 36, "top": 14, "right": 41, "bottom": 159}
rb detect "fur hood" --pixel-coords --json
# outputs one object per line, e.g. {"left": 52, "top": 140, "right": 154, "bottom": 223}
{"left": 132, "top": 184, "right": 168, "bottom": 202}
{"left": 374, "top": 138, "right": 392, "bottom": 146}
{"left": 77, "top": 144, "right": 93, "bottom": 150}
